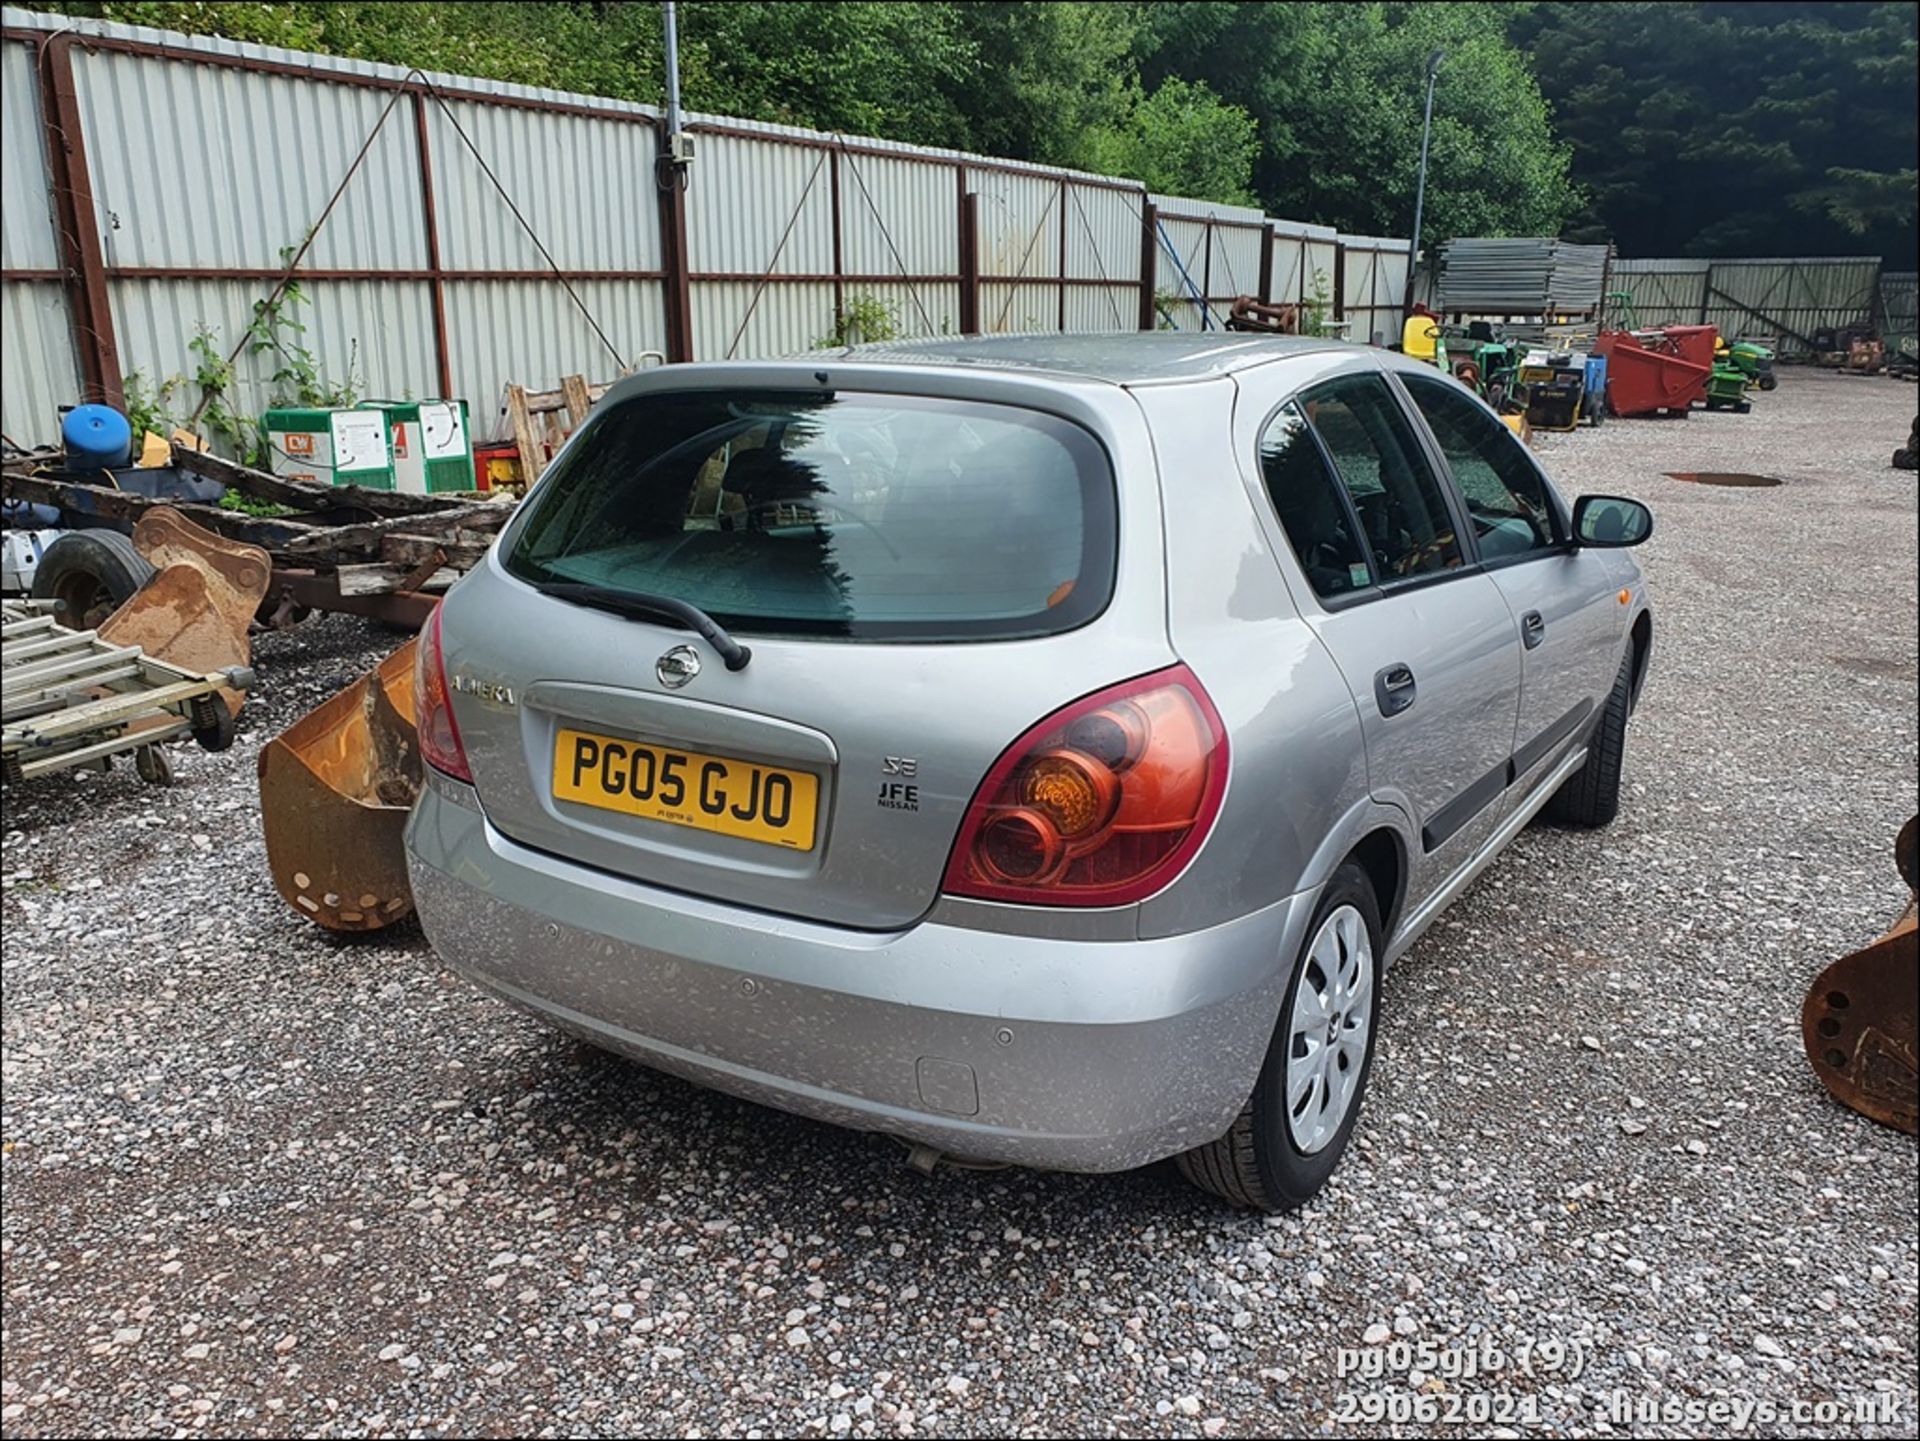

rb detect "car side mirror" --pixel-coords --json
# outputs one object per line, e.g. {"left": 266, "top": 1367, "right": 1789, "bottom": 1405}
{"left": 1571, "top": 494, "right": 1653, "bottom": 548}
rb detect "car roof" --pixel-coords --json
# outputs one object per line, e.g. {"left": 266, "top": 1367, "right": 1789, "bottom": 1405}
{"left": 840, "top": 332, "right": 1350, "bottom": 385}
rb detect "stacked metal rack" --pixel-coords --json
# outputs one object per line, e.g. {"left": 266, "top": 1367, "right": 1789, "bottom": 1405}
{"left": 1437, "top": 238, "right": 1612, "bottom": 319}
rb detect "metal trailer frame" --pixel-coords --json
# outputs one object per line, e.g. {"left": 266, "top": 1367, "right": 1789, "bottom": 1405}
{"left": 2, "top": 446, "right": 511, "bottom": 629}
{"left": 2, "top": 599, "right": 253, "bottom": 785}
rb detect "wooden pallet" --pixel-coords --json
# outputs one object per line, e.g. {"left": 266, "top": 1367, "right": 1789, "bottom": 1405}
{"left": 502, "top": 370, "right": 646, "bottom": 487}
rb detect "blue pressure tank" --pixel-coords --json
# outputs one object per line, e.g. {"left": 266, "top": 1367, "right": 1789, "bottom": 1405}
{"left": 61, "top": 404, "right": 134, "bottom": 471}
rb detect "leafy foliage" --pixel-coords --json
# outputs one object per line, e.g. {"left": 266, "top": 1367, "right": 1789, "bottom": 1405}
{"left": 30, "top": 1, "right": 1918, "bottom": 260}
{"left": 815, "top": 294, "right": 900, "bottom": 349}
{"left": 1135, "top": 3, "right": 1575, "bottom": 246}
{"left": 217, "top": 488, "right": 294, "bottom": 517}
{"left": 1511, "top": 1, "right": 1918, "bottom": 258}
{"left": 1087, "top": 79, "right": 1260, "bottom": 207}
{"left": 120, "top": 368, "right": 178, "bottom": 442}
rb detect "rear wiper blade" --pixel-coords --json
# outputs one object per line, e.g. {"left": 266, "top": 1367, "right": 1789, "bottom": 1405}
{"left": 534, "top": 581, "right": 752, "bottom": 671}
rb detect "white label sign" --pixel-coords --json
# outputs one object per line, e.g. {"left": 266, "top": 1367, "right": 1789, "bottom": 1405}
{"left": 420, "top": 402, "right": 467, "bottom": 460}
{"left": 330, "top": 411, "right": 389, "bottom": 473}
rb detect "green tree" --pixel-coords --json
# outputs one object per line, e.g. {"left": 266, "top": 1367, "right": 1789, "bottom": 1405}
{"left": 30, "top": 0, "right": 1263, "bottom": 203}
{"left": 1137, "top": 2, "right": 1576, "bottom": 245}
{"left": 939, "top": 1, "right": 1139, "bottom": 170}
{"left": 673, "top": 2, "right": 973, "bottom": 146}
{"left": 1512, "top": 1, "right": 1917, "bottom": 259}
{"left": 38, "top": 2, "right": 663, "bottom": 95}
{"left": 1087, "top": 78, "right": 1259, "bottom": 206}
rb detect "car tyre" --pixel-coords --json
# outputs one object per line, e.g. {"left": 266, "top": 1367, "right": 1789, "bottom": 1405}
{"left": 1545, "top": 647, "right": 1635, "bottom": 828}
{"left": 1175, "top": 862, "right": 1383, "bottom": 1212}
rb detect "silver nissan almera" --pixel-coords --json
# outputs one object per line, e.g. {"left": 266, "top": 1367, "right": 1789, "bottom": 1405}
{"left": 405, "top": 334, "right": 1653, "bottom": 1210}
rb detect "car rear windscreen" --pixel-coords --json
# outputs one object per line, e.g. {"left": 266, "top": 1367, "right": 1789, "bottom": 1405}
{"left": 503, "top": 389, "right": 1116, "bottom": 640}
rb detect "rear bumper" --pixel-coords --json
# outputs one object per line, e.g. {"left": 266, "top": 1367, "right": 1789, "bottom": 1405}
{"left": 404, "top": 774, "right": 1305, "bottom": 1172}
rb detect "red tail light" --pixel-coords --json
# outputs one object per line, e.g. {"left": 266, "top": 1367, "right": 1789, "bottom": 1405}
{"left": 942, "top": 665, "right": 1228, "bottom": 907}
{"left": 413, "top": 606, "right": 472, "bottom": 783}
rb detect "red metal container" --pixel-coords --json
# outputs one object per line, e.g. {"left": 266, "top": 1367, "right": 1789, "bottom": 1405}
{"left": 471, "top": 439, "right": 521, "bottom": 492}
{"left": 1595, "top": 331, "right": 1710, "bottom": 416}
{"left": 1661, "top": 324, "right": 1719, "bottom": 370}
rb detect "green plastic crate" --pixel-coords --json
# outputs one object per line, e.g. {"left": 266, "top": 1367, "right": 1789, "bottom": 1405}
{"left": 366, "top": 399, "right": 472, "bottom": 494}
{"left": 262, "top": 407, "right": 396, "bottom": 489}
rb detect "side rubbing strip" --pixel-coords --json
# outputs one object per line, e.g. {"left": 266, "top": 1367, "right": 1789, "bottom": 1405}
{"left": 1512, "top": 699, "right": 1596, "bottom": 779}
{"left": 1421, "top": 699, "right": 1598, "bottom": 854}
{"left": 1421, "top": 759, "right": 1510, "bottom": 854}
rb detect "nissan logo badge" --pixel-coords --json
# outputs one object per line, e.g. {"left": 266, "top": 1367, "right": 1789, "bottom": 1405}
{"left": 656, "top": 644, "right": 701, "bottom": 688}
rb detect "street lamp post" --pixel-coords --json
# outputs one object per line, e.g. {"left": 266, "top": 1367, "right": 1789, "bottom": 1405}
{"left": 1403, "top": 48, "right": 1445, "bottom": 321}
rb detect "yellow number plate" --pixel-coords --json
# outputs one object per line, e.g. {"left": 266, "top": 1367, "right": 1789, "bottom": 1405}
{"left": 552, "top": 728, "right": 819, "bottom": 850}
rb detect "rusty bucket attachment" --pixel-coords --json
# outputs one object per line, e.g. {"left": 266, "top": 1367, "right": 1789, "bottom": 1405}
{"left": 1802, "top": 817, "right": 1919, "bottom": 1135}
{"left": 258, "top": 640, "right": 421, "bottom": 932}
{"left": 98, "top": 506, "right": 270, "bottom": 719}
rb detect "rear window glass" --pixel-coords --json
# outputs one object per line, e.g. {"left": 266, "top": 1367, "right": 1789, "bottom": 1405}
{"left": 503, "top": 390, "right": 1116, "bottom": 640}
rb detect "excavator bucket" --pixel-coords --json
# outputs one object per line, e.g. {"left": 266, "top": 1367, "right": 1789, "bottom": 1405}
{"left": 98, "top": 506, "right": 270, "bottom": 717}
{"left": 258, "top": 640, "right": 421, "bottom": 932}
{"left": 1802, "top": 817, "right": 1918, "bottom": 1135}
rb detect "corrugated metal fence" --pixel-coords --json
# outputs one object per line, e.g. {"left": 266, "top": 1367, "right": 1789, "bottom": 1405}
{"left": 0, "top": 3, "right": 1413, "bottom": 448}
{"left": 1608, "top": 257, "right": 1907, "bottom": 356}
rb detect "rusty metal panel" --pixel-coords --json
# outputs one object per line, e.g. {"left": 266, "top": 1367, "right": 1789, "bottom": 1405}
{"left": 1702, "top": 258, "right": 1880, "bottom": 353}
{"left": 427, "top": 98, "right": 659, "bottom": 273}
{"left": 838, "top": 150, "right": 955, "bottom": 277}
{"left": 1268, "top": 226, "right": 1308, "bottom": 308}
{"left": 1152, "top": 213, "right": 1217, "bottom": 330}
{"left": 691, "top": 280, "right": 838, "bottom": 361}
{"left": 1338, "top": 238, "right": 1410, "bottom": 345}
{"left": 1209, "top": 224, "right": 1262, "bottom": 303}
{"left": 1063, "top": 285, "right": 1134, "bottom": 334}
{"left": 1153, "top": 193, "right": 1266, "bottom": 227}
{"left": 687, "top": 132, "right": 833, "bottom": 277}
{"left": 1303, "top": 234, "right": 1340, "bottom": 306}
{"left": 1882, "top": 272, "right": 1918, "bottom": 334}
{"left": 1063, "top": 184, "right": 1140, "bottom": 286}
{"left": 109, "top": 277, "right": 436, "bottom": 430}
{"left": 70, "top": 44, "right": 426, "bottom": 271}
{"left": 1, "top": 37, "right": 59, "bottom": 271}
{"left": 1611, "top": 257, "right": 1885, "bottom": 353}
{"left": 974, "top": 170, "right": 1060, "bottom": 281}
{"left": 978, "top": 281, "right": 1060, "bottom": 335}
{"left": 1608, "top": 260, "right": 1709, "bottom": 323}
{"left": 2, "top": 282, "right": 81, "bottom": 447}
{"left": 445, "top": 279, "right": 666, "bottom": 428}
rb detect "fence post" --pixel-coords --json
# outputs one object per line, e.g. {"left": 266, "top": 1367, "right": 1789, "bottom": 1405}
{"left": 410, "top": 92, "right": 454, "bottom": 397}
{"left": 1698, "top": 263, "right": 1711, "bottom": 325}
{"left": 40, "top": 33, "right": 123, "bottom": 411}
{"left": 828, "top": 148, "right": 845, "bottom": 330}
{"left": 1332, "top": 243, "right": 1346, "bottom": 324}
{"left": 1137, "top": 199, "right": 1157, "bottom": 330}
{"left": 958, "top": 189, "right": 980, "bottom": 335}
{"left": 1257, "top": 225, "right": 1274, "bottom": 305}
{"left": 1200, "top": 217, "right": 1213, "bottom": 330}
{"left": 656, "top": 126, "right": 695, "bottom": 363}
{"left": 1056, "top": 178, "right": 1068, "bottom": 332}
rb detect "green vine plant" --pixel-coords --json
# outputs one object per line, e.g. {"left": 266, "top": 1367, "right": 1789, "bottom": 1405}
{"left": 248, "top": 279, "right": 361, "bottom": 412}
{"left": 134, "top": 267, "right": 363, "bottom": 469}
{"left": 121, "top": 369, "right": 179, "bottom": 443}
{"left": 1298, "top": 268, "right": 1335, "bottom": 338}
{"left": 815, "top": 294, "right": 900, "bottom": 349}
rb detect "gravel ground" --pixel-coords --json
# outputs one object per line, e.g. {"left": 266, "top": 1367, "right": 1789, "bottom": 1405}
{"left": 3, "top": 369, "right": 1916, "bottom": 1439}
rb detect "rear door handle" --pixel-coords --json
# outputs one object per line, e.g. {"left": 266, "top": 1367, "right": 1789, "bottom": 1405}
{"left": 1521, "top": 610, "right": 1546, "bottom": 650}
{"left": 1374, "top": 663, "right": 1417, "bottom": 717}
